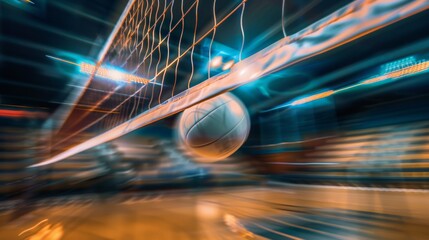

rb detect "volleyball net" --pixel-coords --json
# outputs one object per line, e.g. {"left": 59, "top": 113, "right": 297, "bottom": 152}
{"left": 32, "top": 0, "right": 429, "bottom": 167}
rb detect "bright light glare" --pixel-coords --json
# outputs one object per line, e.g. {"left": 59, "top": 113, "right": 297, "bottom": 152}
{"left": 45, "top": 55, "right": 150, "bottom": 85}
{"left": 108, "top": 70, "right": 124, "bottom": 81}
{"left": 80, "top": 63, "right": 149, "bottom": 85}
{"left": 210, "top": 56, "right": 223, "bottom": 68}
{"left": 222, "top": 60, "right": 235, "bottom": 71}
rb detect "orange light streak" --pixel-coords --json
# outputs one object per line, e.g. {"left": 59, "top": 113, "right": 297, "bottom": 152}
{"left": 291, "top": 90, "right": 334, "bottom": 106}
{"left": 363, "top": 60, "right": 429, "bottom": 84}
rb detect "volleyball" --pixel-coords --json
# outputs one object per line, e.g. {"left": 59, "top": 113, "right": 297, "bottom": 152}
{"left": 178, "top": 93, "right": 250, "bottom": 161}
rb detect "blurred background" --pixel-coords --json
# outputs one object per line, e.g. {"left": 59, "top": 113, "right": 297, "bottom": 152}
{"left": 1, "top": 0, "right": 429, "bottom": 239}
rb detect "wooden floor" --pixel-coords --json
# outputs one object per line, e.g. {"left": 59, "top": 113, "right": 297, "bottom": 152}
{"left": 1, "top": 185, "right": 428, "bottom": 239}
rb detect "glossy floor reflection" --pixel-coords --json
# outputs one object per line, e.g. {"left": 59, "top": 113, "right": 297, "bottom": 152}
{"left": 1, "top": 185, "right": 428, "bottom": 239}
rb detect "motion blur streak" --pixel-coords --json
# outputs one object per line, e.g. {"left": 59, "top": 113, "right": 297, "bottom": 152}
{"left": 291, "top": 91, "right": 334, "bottom": 106}
{"left": 363, "top": 60, "right": 429, "bottom": 84}
{"left": 6, "top": 16, "right": 100, "bottom": 47}
{"left": 0, "top": 109, "right": 46, "bottom": 118}
{"left": 267, "top": 57, "right": 429, "bottom": 111}
{"left": 18, "top": 219, "right": 48, "bottom": 236}
{"left": 50, "top": 1, "right": 114, "bottom": 27}
{"left": 22, "top": 0, "right": 34, "bottom": 4}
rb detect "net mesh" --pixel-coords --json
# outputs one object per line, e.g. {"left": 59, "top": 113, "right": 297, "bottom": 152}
{"left": 52, "top": 0, "right": 254, "bottom": 154}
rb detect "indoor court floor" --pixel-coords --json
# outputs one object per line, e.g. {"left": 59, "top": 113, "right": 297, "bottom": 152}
{"left": 1, "top": 185, "right": 428, "bottom": 239}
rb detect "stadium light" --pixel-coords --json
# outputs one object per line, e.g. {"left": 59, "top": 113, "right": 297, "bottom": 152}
{"left": 46, "top": 55, "right": 150, "bottom": 85}
{"left": 80, "top": 63, "right": 150, "bottom": 85}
